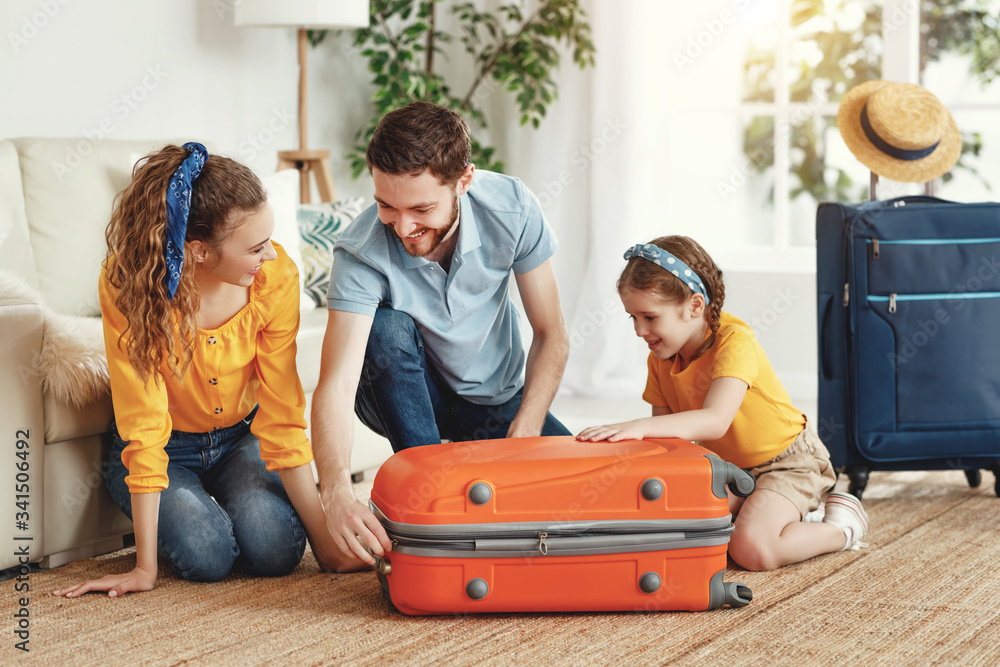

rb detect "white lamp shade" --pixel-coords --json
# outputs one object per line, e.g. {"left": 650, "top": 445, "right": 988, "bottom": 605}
{"left": 235, "top": 0, "right": 370, "bottom": 29}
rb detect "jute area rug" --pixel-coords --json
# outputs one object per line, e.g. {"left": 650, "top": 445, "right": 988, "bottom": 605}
{"left": 6, "top": 470, "right": 1000, "bottom": 666}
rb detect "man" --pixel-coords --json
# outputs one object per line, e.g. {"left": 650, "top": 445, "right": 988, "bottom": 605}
{"left": 311, "top": 101, "right": 571, "bottom": 565}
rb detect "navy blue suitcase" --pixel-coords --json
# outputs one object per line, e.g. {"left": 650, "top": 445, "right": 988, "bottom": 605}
{"left": 816, "top": 195, "right": 1000, "bottom": 498}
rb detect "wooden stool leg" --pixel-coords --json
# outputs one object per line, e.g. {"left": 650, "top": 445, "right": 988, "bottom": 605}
{"left": 276, "top": 150, "right": 337, "bottom": 205}
{"left": 299, "top": 161, "right": 313, "bottom": 204}
{"left": 314, "top": 158, "right": 337, "bottom": 203}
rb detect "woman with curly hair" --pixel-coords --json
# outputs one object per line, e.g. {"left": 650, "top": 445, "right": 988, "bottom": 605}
{"left": 54, "top": 143, "right": 362, "bottom": 599}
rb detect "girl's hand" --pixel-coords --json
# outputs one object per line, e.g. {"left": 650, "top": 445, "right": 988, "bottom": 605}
{"left": 52, "top": 565, "right": 156, "bottom": 599}
{"left": 576, "top": 420, "right": 647, "bottom": 442}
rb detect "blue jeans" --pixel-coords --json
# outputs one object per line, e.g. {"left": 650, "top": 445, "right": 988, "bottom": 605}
{"left": 105, "top": 406, "right": 306, "bottom": 582}
{"left": 355, "top": 306, "right": 571, "bottom": 452}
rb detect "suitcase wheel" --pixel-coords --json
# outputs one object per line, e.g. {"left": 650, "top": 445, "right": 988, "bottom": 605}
{"left": 991, "top": 463, "right": 1000, "bottom": 498}
{"left": 845, "top": 466, "right": 870, "bottom": 499}
{"left": 723, "top": 582, "right": 752, "bottom": 608}
{"left": 965, "top": 469, "right": 982, "bottom": 488}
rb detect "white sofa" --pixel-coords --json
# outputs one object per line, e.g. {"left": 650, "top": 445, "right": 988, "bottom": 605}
{"left": 0, "top": 137, "right": 391, "bottom": 570}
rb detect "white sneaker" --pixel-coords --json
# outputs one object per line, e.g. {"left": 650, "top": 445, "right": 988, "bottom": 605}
{"left": 803, "top": 504, "right": 825, "bottom": 523}
{"left": 822, "top": 492, "right": 869, "bottom": 551}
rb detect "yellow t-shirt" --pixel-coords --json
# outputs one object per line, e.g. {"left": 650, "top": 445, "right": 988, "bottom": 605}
{"left": 100, "top": 242, "right": 313, "bottom": 493}
{"left": 642, "top": 311, "right": 805, "bottom": 469}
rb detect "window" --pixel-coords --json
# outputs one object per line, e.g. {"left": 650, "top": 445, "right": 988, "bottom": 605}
{"left": 643, "top": 0, "right": 999, "bottom": 272}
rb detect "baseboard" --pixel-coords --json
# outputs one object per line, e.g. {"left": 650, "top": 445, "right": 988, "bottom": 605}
{"left": 39, "top": 535, "right": 128, "bottom": 570}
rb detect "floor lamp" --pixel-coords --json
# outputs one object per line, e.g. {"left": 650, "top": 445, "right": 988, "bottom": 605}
{"left": 235, "top": 1, "right": 370, "bottom": 204}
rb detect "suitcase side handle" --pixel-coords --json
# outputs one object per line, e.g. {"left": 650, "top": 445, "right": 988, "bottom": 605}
{"left": 818, "top": 292, "right": 835, "bottom": 380}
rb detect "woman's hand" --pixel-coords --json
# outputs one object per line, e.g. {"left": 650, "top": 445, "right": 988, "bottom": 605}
{"left": 52, "top": 565, "right": 156, "bottom": 599}
{"left": 312, "top": 544, "right": 370, "bottom": 573}
{"left": 323, "top": 482, "right": 393, "bottom": 567}
{"left": 576, "top": 420, "right": 648, "bottom": 442}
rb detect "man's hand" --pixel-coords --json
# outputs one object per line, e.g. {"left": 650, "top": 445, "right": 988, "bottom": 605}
{"left": 322, "top": 482, "right": 393, "bottom": 567}
{"left": 506, "top": 412, "right": 545, "bottom": 439}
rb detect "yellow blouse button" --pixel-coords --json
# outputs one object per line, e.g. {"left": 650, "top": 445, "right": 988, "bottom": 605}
{"left": 214, "top": 408, "right": 223, "bottom": 414}
{"left": 207, "top": 336, "right": 217, "bottom": 345}
{"left": 209, "top": 378, "right": 218, "bottom": 385}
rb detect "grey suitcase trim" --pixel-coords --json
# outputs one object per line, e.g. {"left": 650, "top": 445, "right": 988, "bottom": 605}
{"left": 372, "top": 502, "right": 734, "bottom": 559}
{"left": 390, "top": 530, "right": 733, "bottom": 559}
{"left": 370, "top": 502, "right": 734, "bottom": 538}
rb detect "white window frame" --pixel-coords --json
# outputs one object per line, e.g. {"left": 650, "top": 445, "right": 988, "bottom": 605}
{"left": 716, "top": 0, "right": 919, "bottom": 274}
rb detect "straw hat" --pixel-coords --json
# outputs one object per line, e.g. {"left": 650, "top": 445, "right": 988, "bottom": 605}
{"left": 837, "top": 80, "right": 961, "bottom": 182}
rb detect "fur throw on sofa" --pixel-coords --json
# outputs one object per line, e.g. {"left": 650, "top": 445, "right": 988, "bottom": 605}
{"left": 0, "top": 270, "right": 109, "bottom": 407}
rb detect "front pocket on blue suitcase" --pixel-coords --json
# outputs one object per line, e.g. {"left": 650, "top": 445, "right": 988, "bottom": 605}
{"left": 866, "top": 238, "right": 1000, "bottom": 297}
{"left": 867, "top": 292, "right": 1000, "bottom": 429}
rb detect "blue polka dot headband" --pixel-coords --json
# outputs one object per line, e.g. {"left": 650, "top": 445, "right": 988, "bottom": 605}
{"left": 623, "top": 243, "right": 710, "bottom": 304}
{"left": 164, "top": 142, "right": 208, "bottom": 300}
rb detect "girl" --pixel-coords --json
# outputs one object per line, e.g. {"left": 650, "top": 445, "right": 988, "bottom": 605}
{"left": 577, "top": 236, "right": 868, "bottom": 571}
{"left": 54, "top": 143, "right": 362, "bottom": 599}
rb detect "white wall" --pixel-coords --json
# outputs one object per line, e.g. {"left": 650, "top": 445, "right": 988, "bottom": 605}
{"left": 2, "top": 0, "right": 371, "bottom": 199}
{"left": 1, "top": 0, "right": 817, "bottom": 407}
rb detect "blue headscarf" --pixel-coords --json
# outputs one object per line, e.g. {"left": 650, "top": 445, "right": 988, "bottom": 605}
{"left": 164, "top": 142, "right": 208, "bottom": 300}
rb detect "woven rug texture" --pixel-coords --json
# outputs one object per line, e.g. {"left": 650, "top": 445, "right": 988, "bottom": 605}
{"left": 4, "top": 470, "right": 999, "bottom": 666}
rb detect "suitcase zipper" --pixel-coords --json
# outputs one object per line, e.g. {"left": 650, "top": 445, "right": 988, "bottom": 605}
{"left": 386, "top": 527, "right": 734, "bottom": 558}
{"left": 870, "top": 237, "right": 1000, "bottom": 245}
{"left": 869, "top": 291, "right": 1000, "bottom": 315}
{"left": 843, "top": 282, "right": 850, "bottom": 307}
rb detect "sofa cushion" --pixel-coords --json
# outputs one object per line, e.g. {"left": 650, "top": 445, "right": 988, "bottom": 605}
{"left": 297, "top": 198, "right": 367, "bottom": 307}
{"left": 43, "top": 390, "right": 114, "bottom": 445}
{"left": 13, "top": 138, "right": 177, "bottom": 317}
{"left": 0, "top": 141, "right": 37, "bottom": 286}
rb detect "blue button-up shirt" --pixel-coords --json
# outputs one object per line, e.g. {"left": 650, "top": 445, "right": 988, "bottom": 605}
{"left": 327, "top": 170, "right": 557, "bottom": 405}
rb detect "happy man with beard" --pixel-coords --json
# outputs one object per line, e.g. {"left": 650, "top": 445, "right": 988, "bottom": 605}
{"left": 309, "top": 101, "right": 571, "bottom": 566}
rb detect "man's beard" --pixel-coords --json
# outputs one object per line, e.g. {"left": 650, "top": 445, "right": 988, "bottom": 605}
{"left": 401, "top": 191, "right": 460, "bottom": 257}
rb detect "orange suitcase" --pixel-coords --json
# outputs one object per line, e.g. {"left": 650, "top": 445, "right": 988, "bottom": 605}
{"left": 370, "top": 436, "right": 755, "bottom": 615}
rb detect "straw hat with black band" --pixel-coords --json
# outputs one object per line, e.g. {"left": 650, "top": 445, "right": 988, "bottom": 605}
{"left": 838, "top": 80, "right": 962, "bottom": 183}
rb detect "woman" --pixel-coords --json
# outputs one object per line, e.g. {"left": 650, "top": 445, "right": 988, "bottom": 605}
{"left": 54, "top": 143, "right": 362, "bottom": 599}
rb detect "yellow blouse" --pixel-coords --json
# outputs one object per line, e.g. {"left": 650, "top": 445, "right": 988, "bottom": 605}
{"left": 100, "top": 242, "right": 313, "bottom": 494}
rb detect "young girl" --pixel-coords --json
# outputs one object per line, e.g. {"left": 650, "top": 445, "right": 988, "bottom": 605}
{"left": 577, "top": 235, "right": 868, "bottom": 571}
{"left": 54, "top": 143, "right": 363, "bottom": 599}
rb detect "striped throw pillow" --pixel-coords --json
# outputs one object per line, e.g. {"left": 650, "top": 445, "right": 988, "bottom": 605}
{"left": 296, "top": 198, "right": 367, "bottom": 307}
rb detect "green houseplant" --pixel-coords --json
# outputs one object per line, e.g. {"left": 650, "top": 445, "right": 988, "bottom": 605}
{"left": 312, "top": 0, "right": 595, "bottom": 178}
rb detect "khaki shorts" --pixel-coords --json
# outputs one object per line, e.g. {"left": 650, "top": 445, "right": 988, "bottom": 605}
{"left": 747, "top": 425, "right": 837, "bottom": 518}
